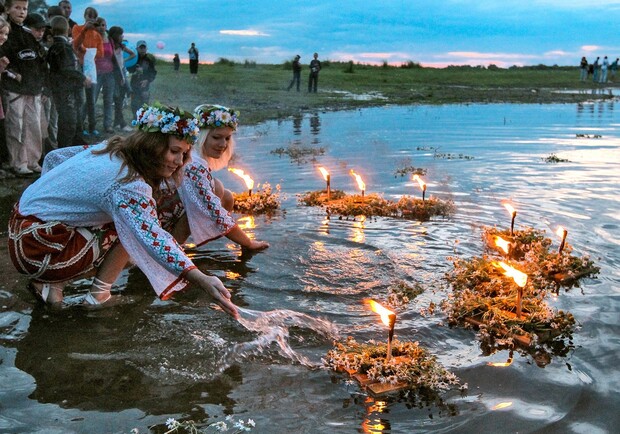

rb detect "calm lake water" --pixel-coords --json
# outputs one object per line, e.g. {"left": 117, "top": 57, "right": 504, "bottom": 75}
{"left": 1, "top": 101, "right": 619, "bottom": 433}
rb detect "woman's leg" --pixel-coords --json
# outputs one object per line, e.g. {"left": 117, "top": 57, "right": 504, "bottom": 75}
{"left": 85, "top": 241, "right": 131, "bottom": 304}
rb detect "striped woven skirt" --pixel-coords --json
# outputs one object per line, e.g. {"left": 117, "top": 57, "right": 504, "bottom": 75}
{"left": 7, "top": 205, "right": 118, "bottom": 283}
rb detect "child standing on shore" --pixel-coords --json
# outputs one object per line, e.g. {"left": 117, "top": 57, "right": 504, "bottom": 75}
{"left": 47, "top": 15, "right": 90, "bottom": 148}
{"left": 0, "top": 0, "right": 47, "bottom": 175}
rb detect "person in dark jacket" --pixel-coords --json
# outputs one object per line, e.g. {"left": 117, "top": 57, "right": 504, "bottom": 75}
{"left": 287, "top": 54, "right": 301, "bottom": 91}
{"left": 0, "top": 0, "right": 47, "bottom": 175}
{"left": 308, "top": 52, "right": 321, "bottom": 93}
{"left": 47, "top": 15, "right": 90, "bottom": 148}
{"left": 128, "top": 40, "right": 157, "bottom": 114}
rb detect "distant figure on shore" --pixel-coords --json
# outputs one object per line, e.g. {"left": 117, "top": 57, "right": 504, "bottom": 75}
{"left": 592, "top": 57, "right": 600, "bottom": 82}
{"left": 611, "top": 58, "right": 619, "bottom": 82}
{"left": 579, "top": 56, "right": 588, "bottom": 82}
{"left": 173, "top": 53, "right": 180, "bottom": 73}
{"left": 600, "top": 56, "right": 609, "bottom": 83}
{"left": 308, "top": 52, "right": 321, "bottom": 93}
{"left": 287, "top": 54, "right": 301, "bottom": 91}
{"left": 188, "top": 42, "right": 199, "bottom": 79}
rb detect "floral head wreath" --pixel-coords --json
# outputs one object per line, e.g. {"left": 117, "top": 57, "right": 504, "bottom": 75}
{"left": 132, "top": 103, "right": 201, "bottom": 144}
{"left": 194, "top": 104, "right": 240, "bottom": 131}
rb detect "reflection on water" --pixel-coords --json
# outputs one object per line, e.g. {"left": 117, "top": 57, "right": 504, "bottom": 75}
{"left": 1, "top": 102, "right": 620, "bottom": 432}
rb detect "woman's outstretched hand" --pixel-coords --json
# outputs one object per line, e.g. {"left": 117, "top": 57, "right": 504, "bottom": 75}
{"left": 244, "top": 240, "right": 270, "bottom": 250}
{"left": 187, "top": 270, "right": 239, "bottom": 319}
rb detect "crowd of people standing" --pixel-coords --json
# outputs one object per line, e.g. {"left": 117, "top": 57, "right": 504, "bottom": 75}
{"left": 0, "top": 1, "right": 269, "bottom": 314}
{"left": 579, "top": 55, "right": 619, "bottom": 83}
{"left": 0, "top": 0, "right": 156, "bottom": 179}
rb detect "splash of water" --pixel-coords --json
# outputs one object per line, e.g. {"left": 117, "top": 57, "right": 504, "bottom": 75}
{"left": 218, "top": 307, "right": 340, "bottom": 372}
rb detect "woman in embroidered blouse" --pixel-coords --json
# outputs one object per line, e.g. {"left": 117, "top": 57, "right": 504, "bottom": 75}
{"left": 7, "top": 104, "right": 238, "bottom": 318}
{"left": 159, "top": 104, "right": 269, "bottom": 250}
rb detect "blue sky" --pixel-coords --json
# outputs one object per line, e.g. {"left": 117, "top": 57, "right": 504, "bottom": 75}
{"left": 75, "top": 0, "right": 620, "bottom": 67}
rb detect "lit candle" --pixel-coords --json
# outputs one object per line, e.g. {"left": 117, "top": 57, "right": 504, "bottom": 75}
{"left": 494, "top": 261, "right": 528, "bottom": 319}
{"left": 367, "top": 300, "right": 396, "bottom": 361}
{"left": 318, "top": 166, "right": 331, "bottom": 200}
{"left": 350, "top": 169, "right": 366, "bottom": 199}
{"left": 503, "top": 203, "right": 517, "bottom": 236}
{"left": 494, "top": 235, "right": 511, "bottom": 256}
{"left": 556, "top": 226, "right": 568, "bottom": 254}
{"left": 228, "top": 168, "right": 255, "bottom": 195}
{"left": 412, "top": 174, "right": 427, "bottom": 201}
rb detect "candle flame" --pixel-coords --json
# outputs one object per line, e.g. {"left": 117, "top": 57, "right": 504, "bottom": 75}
{"left": 556, "top": 226, "right": 567, "bottom": 238}
{"left": 503, "top": 203, "right": 516, "bottom": 216}
{"left": 318, "top": 166, "right": 330, "bottom": 181}
{"left": 367, "top": 300, "right": 395, "bottom": 327}
{"left": 412, "top": 174, "right": 426, "bottom": 190}
{"left": 228, "top": 168, "right": 254, "bottom": 190}
{"left": 494, "top": 236, "right": 511, "bottom": 254}
{"left": 350, "top": 170, "right": 365, "bottom": 192}
{"left": 494, "top": 261, "right": 528, "bottom": 287}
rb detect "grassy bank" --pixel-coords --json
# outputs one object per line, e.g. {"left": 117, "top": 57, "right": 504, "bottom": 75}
{"left": 151, "top": 61, "right": 618, "bottom": 125}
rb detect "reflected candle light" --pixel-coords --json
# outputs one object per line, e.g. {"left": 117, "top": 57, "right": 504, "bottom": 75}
{"left": 367, "top": 300, "right": 396, "bottom": 361}
{"left": 556, "top": 226, "right": 568, "bottom": 254}
{"left": 412, "top": 174, "right": 427, "bottom": 201}
{"left": 228, "top": 167, "right": 254, "bottom": 195}
{"left": 503, "top": 203, "right": 517, "bottom": 236}
{"left": 318, "top": 166, "right": 331, "bottom": 200}
{"left": 487, "top": 350, "right": 514, "bottom": 367}
{"left": 350, "top": 169, "right": 366, "bottom": 198}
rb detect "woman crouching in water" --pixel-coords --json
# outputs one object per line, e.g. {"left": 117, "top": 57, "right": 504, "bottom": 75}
{"left": 8, "top": 103, "right": 238, "bottom": 318}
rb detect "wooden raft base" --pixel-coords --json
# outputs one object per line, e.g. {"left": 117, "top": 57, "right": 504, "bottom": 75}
{"left": 464, "top": 316, "right": 532, "bottom": 348}
{"left": 340, "top": 356, "right": 411, "bottom": 397}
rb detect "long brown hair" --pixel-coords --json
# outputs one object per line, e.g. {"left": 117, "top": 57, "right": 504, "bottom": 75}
{"left": 93, "top": 131, "right": 190, "bottom": 192}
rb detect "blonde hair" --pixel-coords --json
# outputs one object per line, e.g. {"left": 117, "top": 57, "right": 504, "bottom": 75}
{"left": 195, "top": 128, "right": 235, "bottom": 171}
{"left": 0, "top": 16, "right": 9, "bottom": 33}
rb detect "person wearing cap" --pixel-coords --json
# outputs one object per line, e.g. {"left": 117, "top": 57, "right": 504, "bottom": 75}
{"left": 24, "top": 13, "right": 58, "bottom": 155}
{"left": 0, "top": 0, "right": 48, "bottom": 175}
{"left": 128, "top": 39, "right": 157, "bottom": 114}
{"left": 24, "top": 13, "right": 48, "bottom": 41}
{"left": 286, "top": 54, "right": 302, "bottom": 91}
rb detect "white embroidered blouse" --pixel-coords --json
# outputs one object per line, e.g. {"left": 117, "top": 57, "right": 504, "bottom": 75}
{"left": 19, "top": 144, "right": 195, "bottom": 298}
{"left": 177, "top": 149, "right": 236, "bottom": 246}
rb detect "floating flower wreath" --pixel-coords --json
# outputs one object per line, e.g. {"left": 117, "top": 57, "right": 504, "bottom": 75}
{"left": 132, "top": 103, "right": 201, "bottom": 144}
{"left": 194, "top": 104, "right": 240, "bottom": 130}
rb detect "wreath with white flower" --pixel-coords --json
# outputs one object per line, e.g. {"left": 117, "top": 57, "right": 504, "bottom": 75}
{"left": 132, "top": 103, "right": 201, "bottom": 144}
{"left": 194, "top": 104, "right": 240, "bottom": 130}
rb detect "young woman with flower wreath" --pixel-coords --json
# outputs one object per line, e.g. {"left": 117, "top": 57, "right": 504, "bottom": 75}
{"left": 7, "top": 103, "right": 239, "bottom": 318}
{"left": 157, "top": 103, "right": 270, "bottom": 251}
